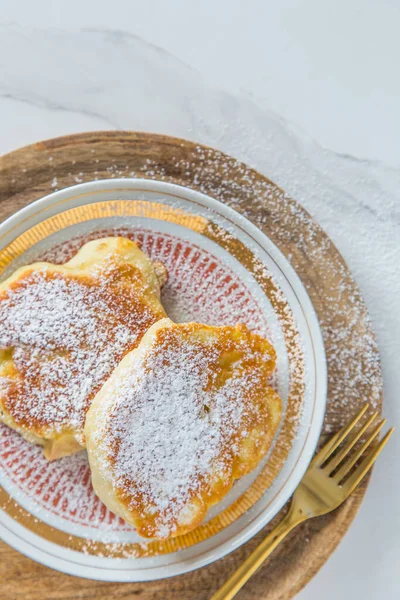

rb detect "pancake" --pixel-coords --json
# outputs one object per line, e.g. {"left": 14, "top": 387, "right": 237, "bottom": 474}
{"left": 84, "top": 318, "right": 282, "bottom": 539}
{"left": 0, "top": 237, "right": 167, "bottom": 460}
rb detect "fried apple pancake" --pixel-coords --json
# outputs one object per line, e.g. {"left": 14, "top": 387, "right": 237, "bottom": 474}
{"left": 84, "top": 318, "right": 282, "bottom": 539}
{"left": 0, "top": 237, "right": 167, "bottom": 460}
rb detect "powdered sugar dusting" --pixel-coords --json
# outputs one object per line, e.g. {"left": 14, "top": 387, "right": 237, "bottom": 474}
{"left": 96, "top": 323, "right": 276, "bottom": 538}
{"left": 0, "top": 257, "right": 160, "bottom": 435}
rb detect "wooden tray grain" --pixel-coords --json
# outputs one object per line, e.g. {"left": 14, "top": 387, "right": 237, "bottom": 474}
{"left": 0, "top": 132, "right": 382, "bottom": 600}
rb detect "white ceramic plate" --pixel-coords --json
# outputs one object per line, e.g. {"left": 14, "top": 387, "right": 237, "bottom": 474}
{"left": 0, "top": 179, "right": 326, "bottom": 581}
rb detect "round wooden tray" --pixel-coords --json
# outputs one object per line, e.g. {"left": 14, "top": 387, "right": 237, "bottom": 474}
{"left": 0, "top": 132, "right": 382, "bottom": 600}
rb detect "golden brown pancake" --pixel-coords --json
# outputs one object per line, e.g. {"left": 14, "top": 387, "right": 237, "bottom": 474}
{"left": 84, "top": 318, "right": 282, "bottom": 539}
{"left": 0, "top": 237, "right": 167, "bottom": 460}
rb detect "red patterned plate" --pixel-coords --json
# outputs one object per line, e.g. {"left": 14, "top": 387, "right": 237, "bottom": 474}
{"left": 0, "top": 179, "right": 326, "bottom": 581}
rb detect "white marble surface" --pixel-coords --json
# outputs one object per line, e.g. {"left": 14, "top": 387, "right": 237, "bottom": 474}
{"left": 0, "top": 2, "right": 399, "bottom": 598}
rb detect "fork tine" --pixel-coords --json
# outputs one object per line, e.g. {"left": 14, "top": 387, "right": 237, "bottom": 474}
{"left": 334, "top": 418, "right": 386, "bottom": 481}
{"left": 325, "top": 412, "right": 378, "bottom": 474}
{"left": 341, "top": 428, "right": 394, "bottom": 495}
{"left": 313, "top": 403, "right": 369, "bottom": 466}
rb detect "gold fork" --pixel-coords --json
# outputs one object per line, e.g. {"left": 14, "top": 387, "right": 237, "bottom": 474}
{"left": 211, "top": 404, "right": 394, "bottom": 600}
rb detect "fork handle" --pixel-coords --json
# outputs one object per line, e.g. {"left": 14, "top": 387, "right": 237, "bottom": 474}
{"left": 210, "top": 508, "right": 305, "bottom": 600}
